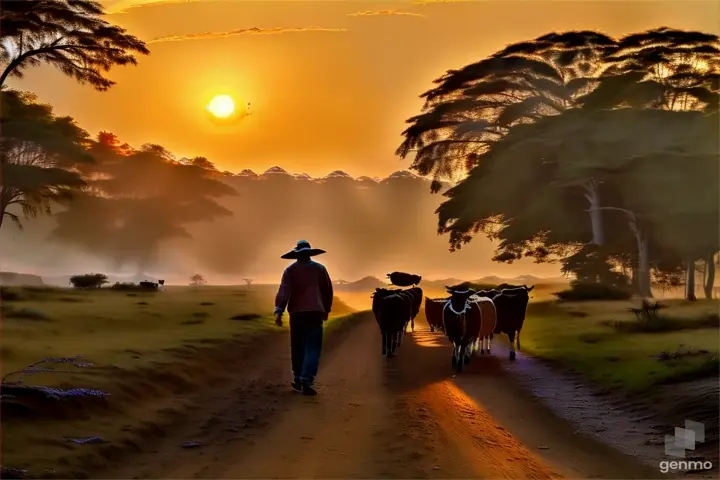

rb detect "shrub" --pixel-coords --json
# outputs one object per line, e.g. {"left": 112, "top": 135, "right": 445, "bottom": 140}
{"left": 0, "top": 287, "right": 22, "bottom": 301}
{"left": 554, "top": 281, "right": 632, "bottom": 301}
{"left": 69, "top": 273, "right": 108, "bottom": 289}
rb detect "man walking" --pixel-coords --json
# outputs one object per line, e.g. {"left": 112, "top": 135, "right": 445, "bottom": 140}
{"left": 274, "top": 240, "right": 333, "bottom": 396}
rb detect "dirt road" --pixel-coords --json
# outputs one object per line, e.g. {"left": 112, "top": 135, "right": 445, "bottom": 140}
{"left": 106, "top": 312, "right": 659, "bottom": 479}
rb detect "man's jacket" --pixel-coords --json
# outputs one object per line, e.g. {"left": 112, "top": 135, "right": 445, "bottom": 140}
{"left": 274, "top": 259, "right": 333, "bottom": 315}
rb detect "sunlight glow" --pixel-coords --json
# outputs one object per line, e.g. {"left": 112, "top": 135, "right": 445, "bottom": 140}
{"left": 206, "top": 94, "right": 236, "bottom": 119}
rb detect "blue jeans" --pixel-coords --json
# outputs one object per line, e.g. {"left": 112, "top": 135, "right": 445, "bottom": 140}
{"left": 289, "top": 312, "right": 324, "bottom": 386}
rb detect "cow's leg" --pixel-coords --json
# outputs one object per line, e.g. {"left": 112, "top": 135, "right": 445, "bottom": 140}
{"left": 463, "top": 344, "right": 472, "bottom": 365}
{"left": 486, "top": 334, "right": 492, "bottom": 355}
{"left": 411, "top": 317, "right": 415, "bottom": 332}
{"left": 516, "top": 330, "right": 522, "bottom": 351}
{"left": 507, "top": 331, "right": 517, "bottom": 361}
{"left": 451, "top": 344, "right": 458, "bottom": 368}
{"left": 387, "top": 331, "right": 396, "bottom": 358}
{"left": 456, "top": 345, "right": 465, "bottom": 372}
{"left": 381, "top": 331, "right": 387, "bottom": 356}
{"left": 479, "top": 336, "right": 485, "bottom": 355}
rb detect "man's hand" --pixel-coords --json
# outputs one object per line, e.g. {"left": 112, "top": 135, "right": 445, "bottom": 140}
{"left": 274, "top": 312, "right": 283, "bottom": 327}
{"left": 322, "top": 312, "right": 329, "bottom": 322}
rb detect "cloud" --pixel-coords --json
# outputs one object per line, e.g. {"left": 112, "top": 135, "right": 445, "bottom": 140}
{"left": 148, "top": 26, "right": 347, "bottom": 43}
{"left": 347, "top": 9, "right": 425, "bottom": 18}
{"left": 411, "top": 0, "right": 468, "bottom": 5}
{"left": 105, "top": 0, "right": 199, "bottom": 14}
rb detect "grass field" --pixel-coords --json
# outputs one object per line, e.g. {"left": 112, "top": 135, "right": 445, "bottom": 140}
{"left": 0, "top": 285, "right": 360, "bottom": 476}
{"left": 522, "top": 298, "right": 720, "bottom": 390}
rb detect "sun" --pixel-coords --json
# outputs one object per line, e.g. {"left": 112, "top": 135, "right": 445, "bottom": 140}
{"left": 206, "top": 94, "right": 236, "bottom": 118}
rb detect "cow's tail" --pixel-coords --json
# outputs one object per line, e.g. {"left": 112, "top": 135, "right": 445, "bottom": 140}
{"left": 489, "top": 332, "right": 494, "bottom": 340}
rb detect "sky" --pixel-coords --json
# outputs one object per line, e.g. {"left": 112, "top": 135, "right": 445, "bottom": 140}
{"left": 8, "top": 0, "right": 720, "bottom": 179}
{"left": 4, "top": 0, "right": 719, "bottom": 282}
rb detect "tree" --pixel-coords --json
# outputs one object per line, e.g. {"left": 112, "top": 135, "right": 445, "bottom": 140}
{"left": 189, "top": 274, "right": 206, "bottom": 286}
{"left": 52, "top": 134, "right": 237, "bottom": 273}
{"left": 578, "top": 27, "right": 720, "bottom": 298}
{"left": 0, "top": 89, "right": 92, "bottom": 230}
{"left": 397, "top": 31, "right": 617, "bottom": 246}
{"left": 401, "top": 28, "right": 718, "bottom": 297}
{"left": 0, "top": 0, "right": 149, "bottom": 90}
{"left": 69, "top": 273, "right": 107, "bottom": 289}
{"left": 242, "top": 278, "right": 253, "bottom": 287}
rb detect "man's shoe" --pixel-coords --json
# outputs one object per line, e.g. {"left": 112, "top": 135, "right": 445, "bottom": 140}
{"left": 301, "top": 384, "right": 317, "bottom": 396}
{"left": 291, "top": 381, "right": 302, "bottom": 393}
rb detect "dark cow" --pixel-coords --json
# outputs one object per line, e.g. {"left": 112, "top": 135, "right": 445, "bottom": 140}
{"left": 442, "top": 287, "right": 495, "bottom": 373}
{"left": 403, "top": 286, "right": 423, "bottom": 332}
{"left": 387, "top": 271, "right": 422, "bottom": 288}
{"left": 371, "top": 286, "right": 421, "bottom": 357}
{"left": 477, "top": 285, "right": 534, "bottom": 361}
{"left": 375, "top": 286, "right": 422, "bottom": 333}
{"left": 424, "top": 297, "right": 447, "bottom": 333}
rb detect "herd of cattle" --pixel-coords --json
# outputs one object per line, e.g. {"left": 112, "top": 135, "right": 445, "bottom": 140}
{"left": 372, "top": 272, "right": 534, "bottom": 373}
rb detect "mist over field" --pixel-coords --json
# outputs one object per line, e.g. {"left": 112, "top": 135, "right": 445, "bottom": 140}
{"left": 0, "top": 165, "right": 562, "bottom": 284}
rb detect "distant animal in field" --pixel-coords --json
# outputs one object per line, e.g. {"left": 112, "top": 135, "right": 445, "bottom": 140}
{"left": 473, "top": 285, "right": 534, "bottom": 361}
{"left": 138, "top": 281, "right": 159, "bottom": 291}
{"left": 387, "top": 271, "right": 422, "bottom": 288}
{"left": 424, "top": 297, "right": 447, "bottom": 333}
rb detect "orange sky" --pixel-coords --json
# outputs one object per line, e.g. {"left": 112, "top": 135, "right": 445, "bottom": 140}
{"left": 9, "top": 0, "right": 720, "bottom": 178}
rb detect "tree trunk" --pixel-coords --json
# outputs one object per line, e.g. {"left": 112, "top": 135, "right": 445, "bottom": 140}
{"left": 704, "top": 254, "right": 715, "bottom": 300}
{"left": 625, "top": 211, "right": 652, "bottom": 298}
{"left": 686, "top": 261, "right": 697, "bottom": 301}
{"left": 630, "top": 264, "right": 639, "bottom": 294}
{"left": 636, "top": 230, "right": 652, "bottom": 298}
{"left": 584, "top": 180, "right": 605, "bottom": 246}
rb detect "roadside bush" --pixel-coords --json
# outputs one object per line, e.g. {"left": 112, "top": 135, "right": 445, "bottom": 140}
{"left": 0, "top": 287, "right": 22, "bottom": 301}
{"left": 69, "top": 273, "right": 108, "bottom": 289}
{"left": 554, "top": 281, "right": 632, "bottom": 301}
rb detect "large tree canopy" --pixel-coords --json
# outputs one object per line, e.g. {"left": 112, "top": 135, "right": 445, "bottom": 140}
{"left": 0, "top": 89, "right": 92, "bottom": 229}
{"left": 398, "top": 27, "right": 720, "bottom": 296}
{"left": 53, "top": 133, "right": 237, "bottom": 272}
{"left": 0, "top": 0, "right": 149, "bottom": 90}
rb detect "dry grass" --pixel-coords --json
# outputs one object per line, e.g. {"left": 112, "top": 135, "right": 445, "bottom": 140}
{"left": 0, "top": 285, "right": 357, "bottom": 476}
{"left": 522, "top": 298, "right": 720, "bottom": 390}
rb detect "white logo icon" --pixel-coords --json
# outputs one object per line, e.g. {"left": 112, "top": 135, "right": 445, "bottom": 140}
{"left": 665, "top": 420, "right": 705, "bottom": 458}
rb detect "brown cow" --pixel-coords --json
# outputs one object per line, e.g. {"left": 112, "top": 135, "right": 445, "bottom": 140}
{"left": 469, "top": 294, "right": 498, "bottom": 355}
{"left": 475, "top": 285, "right": 534, "bottom": 361}
{"left": 424, "top": 297, "right": 447, "bottom": 333}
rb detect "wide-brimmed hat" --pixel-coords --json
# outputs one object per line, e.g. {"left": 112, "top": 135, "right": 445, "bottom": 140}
{"left": 280, "top": 240, "right": 326, "bottom": 259}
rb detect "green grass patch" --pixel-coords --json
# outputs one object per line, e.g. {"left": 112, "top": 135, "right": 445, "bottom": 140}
{"left": 522, "top": 299, "right": 720, "bottom": 390}
{"left": 1, "top": 285, "right": 356, "bottom": 476}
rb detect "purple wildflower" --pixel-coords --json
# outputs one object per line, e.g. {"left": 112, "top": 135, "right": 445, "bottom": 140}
{"left": 65, "top": 436, "right": 105, "bottom": 444}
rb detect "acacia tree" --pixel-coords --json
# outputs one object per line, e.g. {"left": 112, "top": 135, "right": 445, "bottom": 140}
{"left": 0, "top": 89, "right": 92, "bottom": 229}
{"left": 400, "top": 28, "right": 719, "bottom": 296}
{"left": 0, "top": 0, "right": 149, "bottom": 90}
{"left": 578, "top": 27, "right": 720, "bottom": 298}
{"left": 397, "top": 31, "right": 617, "bottom": 246}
